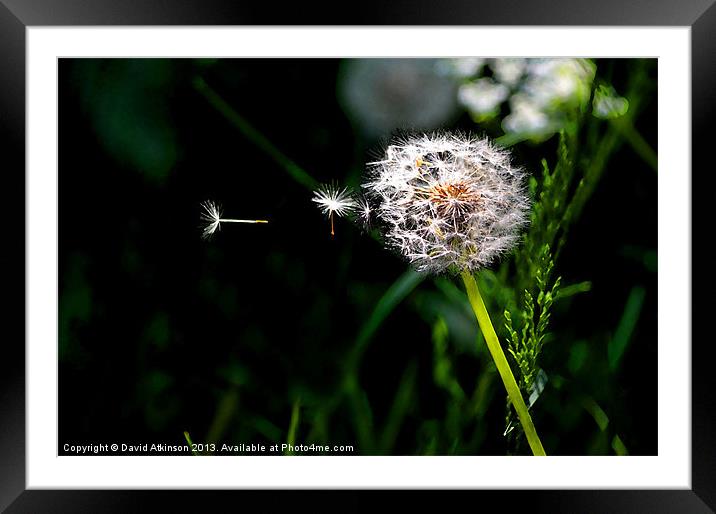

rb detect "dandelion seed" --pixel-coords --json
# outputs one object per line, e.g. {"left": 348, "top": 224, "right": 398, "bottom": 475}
{"left": 200, "top": 200, "right": 268, "bottom": 239}
{"left": 363, "top": 132, "right": 530, "bottom": 273}
{"left": 312, "top": 183, "right": 357, "bottom": 237}
{"left": 355, "top": 195, "right": 373, "bottom": 229}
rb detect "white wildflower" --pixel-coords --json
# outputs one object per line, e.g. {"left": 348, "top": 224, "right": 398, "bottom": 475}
{"left": 444, "top": 57, "right": 596, "bottom": 140}
{"left": 441, "top": 58, "right": 486, "bottom": 78}
{"left": 312, "top": 183, "right": 358, "bottom": 237}
{"left": 490, "top": 58, "right": 527, "bottom": 87}
{"left": 458, "top": 78, "right": 510, "bottom": 119}
{"left": 363, "top": 133, "right": 530, "bottom": 274}
{"left": 522, "top": 58, "right": 595, "bottom": 108}
{"left": 592, "top": 85, "right": 629, "bottom": 119}
{"left": 502, "top": 94, "right": 553, "bottom": 136}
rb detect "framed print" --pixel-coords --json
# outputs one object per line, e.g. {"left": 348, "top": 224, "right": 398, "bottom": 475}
{"left": 1, "top": 0, "right": 714, "bottom": 511}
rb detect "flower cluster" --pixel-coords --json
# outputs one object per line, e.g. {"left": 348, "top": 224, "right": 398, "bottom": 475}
{"left": 445, "top": 58, "right": 597, "bottom": 140}
{"left": 361, "top": 133, "right": 530, "bottom": 274}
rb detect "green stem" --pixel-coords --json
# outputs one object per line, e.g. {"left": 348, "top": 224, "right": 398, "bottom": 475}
{"left": 611, "top": 117, "right": 658, "bottom": 173}
{"left": 183, "top": 431, "right": 199, "bottom": 456}
{"left": 285, "top": 398, "right": 301, "bottom": 455}
{"left": 192, "top": 76, "right": 319, "bottom": 191}
{"left": 460, "top": 270, "right": 546, "bottom": 456}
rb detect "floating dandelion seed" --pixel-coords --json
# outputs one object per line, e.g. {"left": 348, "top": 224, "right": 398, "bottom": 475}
{"left": 200, "top": 200, "right": 268, "bottom": 239}
{"left": 311, "top": 183, "right": 357, "bottom": 237}
{"left": 363, "top": 132, "right": 530, "bottom": 273}
{"left": 355, "top": 195, "right": 373, "bottom": 229}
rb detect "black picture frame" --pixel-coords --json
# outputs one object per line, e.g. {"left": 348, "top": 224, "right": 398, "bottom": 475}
{"left": 1, "top": 1, "right": 713, "bottom": 511}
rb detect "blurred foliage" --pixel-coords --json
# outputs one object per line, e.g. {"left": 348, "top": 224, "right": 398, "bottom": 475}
{"left": 70, "top": 59, "right": 179, "bottom": 182}
{"left": 59, "top": 58, "right": 657, "bottom": 456}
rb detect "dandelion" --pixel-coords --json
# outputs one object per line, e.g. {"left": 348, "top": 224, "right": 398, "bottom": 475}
{"left": 364, "top": 132, "right": 530, "bottom": 274}
{"left": 362, "top": 132, "right": 545, "bottom": 456}
{"left": 200, "top": 200, "right": 268, "bottom": 239}
{"left": 339, "top": 59, "right": 459, "bottom": 138}
{"left": 311, "top": 183, "right": 357, "bottom": 237}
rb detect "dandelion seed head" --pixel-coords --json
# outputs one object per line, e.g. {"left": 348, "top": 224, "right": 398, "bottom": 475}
{"left": 363, "top": 132, "right": 530, "bottom": 274}
{"left": 312, "top": 183, "right": 358, "bottom": 218}
{"left": 340, "top": 59, "right": 459, "bottom": 138}
{"left": 200, "top": 200, "right": 222, "bottom": 239}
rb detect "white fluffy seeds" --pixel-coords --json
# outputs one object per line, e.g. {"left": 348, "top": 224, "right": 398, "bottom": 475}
{"left": 200, "top": 200, "right": 223, "bottom": 239}
{"left": 362, "top": 133, "right": 530, "bottom": 274}
{"left": 312, "top": 183, "right": 358, "bottom": 237}
{"left": 312, "top": 184, "right": 358, "bottom": 219}
{"left": 200, "top": 199, "right": 268, "bottom": 239}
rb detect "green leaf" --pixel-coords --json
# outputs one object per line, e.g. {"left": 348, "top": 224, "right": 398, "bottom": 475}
{"left": 608, "top": 286, "right": 646, "bottom": 372}
{"left": 380, "top": 361, "right": 418, "bottom": 451}
{"left": 351, "top": 270, "right": 425, "bottom": 364}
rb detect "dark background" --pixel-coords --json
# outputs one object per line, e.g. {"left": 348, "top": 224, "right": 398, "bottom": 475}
{"left": 58, "top": 58, "right": 657, "bottom": 456}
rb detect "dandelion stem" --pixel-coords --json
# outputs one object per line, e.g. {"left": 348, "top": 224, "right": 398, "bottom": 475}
{"left": 460, "top": 270, "right": 546, "bottom": 456}
{"left": 330, "top": 211, "right": 335, "bottom": 237}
